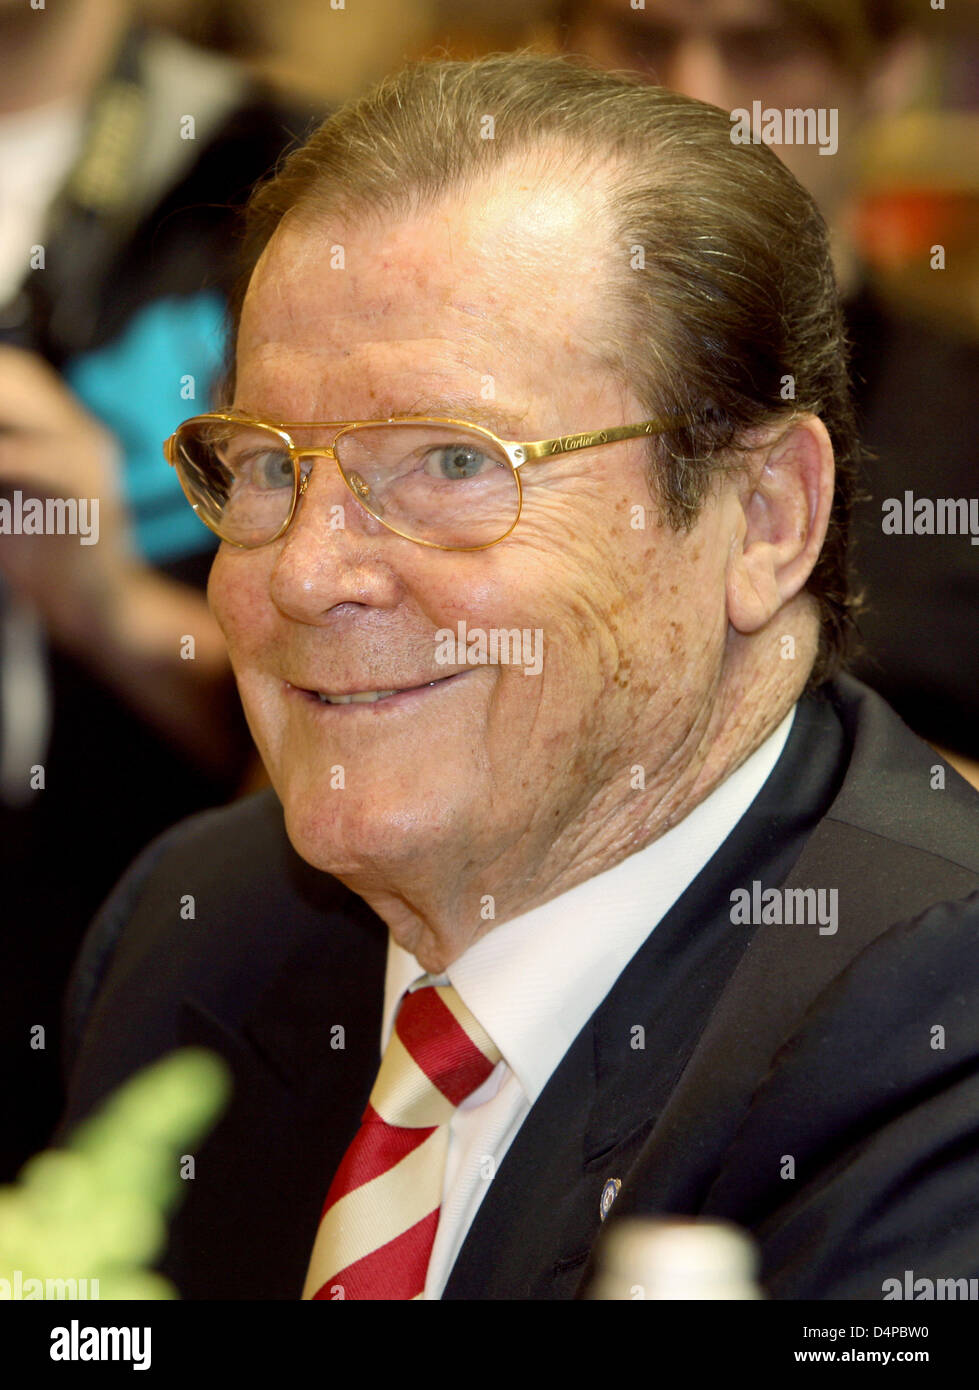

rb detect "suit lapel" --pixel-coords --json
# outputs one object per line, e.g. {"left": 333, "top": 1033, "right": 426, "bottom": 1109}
{"left": 444, "top": 690, "right": 852, "bottom": 1299}
{"left": 162, "top": 894, "right": 388, "bottom": 1300}
{"left": 443, "top": 865, "right": 764, "bottom": 1298}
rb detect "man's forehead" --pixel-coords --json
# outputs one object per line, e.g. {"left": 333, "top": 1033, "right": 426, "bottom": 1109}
{"left": 234, "top": 336, "right": 539, "bottom": 436}
{"left": 238, "top": 171, "right": 613, "bottom": 361}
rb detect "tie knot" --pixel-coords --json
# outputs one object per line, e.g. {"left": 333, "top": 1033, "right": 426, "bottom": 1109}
{"left": 369, "top": 982, "right": 501, "bottom": 1129}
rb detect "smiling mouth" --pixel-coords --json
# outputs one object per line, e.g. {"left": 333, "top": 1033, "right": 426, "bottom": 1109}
{"left": 316, "top": 689, "right": 400, "bottom": 705}
{"left": 289, "top": 671, "right": 467, "bottom": 706}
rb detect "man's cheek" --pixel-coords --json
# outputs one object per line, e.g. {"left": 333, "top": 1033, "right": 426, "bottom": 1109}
{"left": 209, "top": 561, "right": 268, "bottom": 652}
{"left": 207, "top": 559, "right": 238, "bottom": 637}
{"left": 211, "top": 596, "right": 249, "bottom": 659}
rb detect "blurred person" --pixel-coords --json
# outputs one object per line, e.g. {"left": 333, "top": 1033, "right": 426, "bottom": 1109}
{"left": 59, "top": 56, "right": 979, "bottom": 1301}
{"left": 0, "top": 0, "right": 317, "bottom": 1177}
{"left": 558, "top": 0, "right": 979, "bottom": 782}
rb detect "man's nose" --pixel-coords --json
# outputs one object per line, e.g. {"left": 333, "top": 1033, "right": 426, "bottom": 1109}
{"left": 664, "top": 39, "right": 732, "bottom": 110}
{"left": 268, "top": 451, "right": 402, "bottom": 623}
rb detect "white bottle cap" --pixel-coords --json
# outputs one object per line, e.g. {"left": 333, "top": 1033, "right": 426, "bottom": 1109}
{"left": 587, "top": 1217, "right": 764, "bottom": 1300}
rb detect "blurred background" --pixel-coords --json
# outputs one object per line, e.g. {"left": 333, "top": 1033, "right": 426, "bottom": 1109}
{"left": 1, "top": 0, "right": 976, "bottom": 1180}
{"left": 144, "top": 0, "right": 979, "bottom": 334}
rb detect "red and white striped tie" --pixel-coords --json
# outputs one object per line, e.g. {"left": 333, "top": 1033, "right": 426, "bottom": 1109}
{"left": 302, "top": 979, "right": 501, "bottom": 1300}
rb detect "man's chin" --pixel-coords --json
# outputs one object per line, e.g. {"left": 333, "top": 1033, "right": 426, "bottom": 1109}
{"left": 278, "top": 792, "right": 447, "bottom": 883}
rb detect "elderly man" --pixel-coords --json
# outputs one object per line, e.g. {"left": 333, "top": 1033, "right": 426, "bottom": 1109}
{"left": 59, "top": 55, "right": 979, "bottom": 1301}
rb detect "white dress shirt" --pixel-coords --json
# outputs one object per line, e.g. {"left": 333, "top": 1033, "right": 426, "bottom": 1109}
{"left": 381, "top": 705, "right": 796, "bottom": 1297}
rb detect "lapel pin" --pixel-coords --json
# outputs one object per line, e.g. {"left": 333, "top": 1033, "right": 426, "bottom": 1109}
{"left": 600, "top": 1177, "right": 622, "bottom": 1222}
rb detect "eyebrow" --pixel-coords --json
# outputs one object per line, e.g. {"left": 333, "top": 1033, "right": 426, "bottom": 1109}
{"left": 397, "top": 393, "right": 533, "bottom": 440}
{"left": 227, "top": 394, "right": 536, "bottom": 441}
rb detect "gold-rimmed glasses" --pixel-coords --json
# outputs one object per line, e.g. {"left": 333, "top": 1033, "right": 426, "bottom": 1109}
{"left": 163, "top": 412, "right": 686, "bottom": 551}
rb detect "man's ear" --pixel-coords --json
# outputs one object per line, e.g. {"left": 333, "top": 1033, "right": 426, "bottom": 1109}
{"left": 725, "top": 415, "right": 835, "bottom": 635}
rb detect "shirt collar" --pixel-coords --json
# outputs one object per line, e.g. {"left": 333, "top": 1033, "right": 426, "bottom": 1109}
{"left": 382, "top": 704, "right": 796, "bottom": 1101}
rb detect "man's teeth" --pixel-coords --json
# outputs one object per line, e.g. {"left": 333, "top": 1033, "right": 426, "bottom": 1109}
{"left": 317, "top": 690, "right": 398, "bottom": 704}
{"left": 315, "top": 680, "right": 446, "bottom": 705}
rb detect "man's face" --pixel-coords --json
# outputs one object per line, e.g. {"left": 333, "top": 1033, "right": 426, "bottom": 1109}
{"left": 566, "top": 0, "right": 862, "bottom": 217}
{"left": 208, "top": 174, "right": 734, "bottom": 947}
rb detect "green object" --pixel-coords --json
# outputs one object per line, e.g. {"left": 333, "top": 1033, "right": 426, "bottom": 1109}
{"left": 0, "top": 1048, "right": 231, "bottom": 1300}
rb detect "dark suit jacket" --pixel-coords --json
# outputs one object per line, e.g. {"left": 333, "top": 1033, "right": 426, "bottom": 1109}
{"left": 57, "top": 675, "right": 979, "bottom": 1299}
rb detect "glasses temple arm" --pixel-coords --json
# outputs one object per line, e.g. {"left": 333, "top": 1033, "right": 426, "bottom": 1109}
{"left": 515, "top": 418, "right": 690, "bottom": 465}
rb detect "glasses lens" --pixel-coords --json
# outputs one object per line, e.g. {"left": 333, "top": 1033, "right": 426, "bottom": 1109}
{"left": 173, "top": 420, "right": 295, "bottom": 547}
{"left": 335, "top": 423, "right": 519, "bottom": 548}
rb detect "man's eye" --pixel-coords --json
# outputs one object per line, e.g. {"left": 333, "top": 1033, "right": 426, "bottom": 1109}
{"left": 235, "top": 450, "right": 293, "bottom": 490}
{"left": 422, "top": 445, "right": 495, "bottom": 481}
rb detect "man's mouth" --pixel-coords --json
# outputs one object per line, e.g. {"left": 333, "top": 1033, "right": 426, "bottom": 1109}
{"left": 316, "top": 689, "right": 400, "bottom": 705}
{"left": 286, "top": 671, "right": 468, "bottom": 706}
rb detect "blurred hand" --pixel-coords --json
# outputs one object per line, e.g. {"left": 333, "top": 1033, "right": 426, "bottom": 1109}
{"left": 0, "top": 345, "right": 133, "bottom": 649}
{"left": 0, "top": 347, "right": 242, "bottom": 772}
